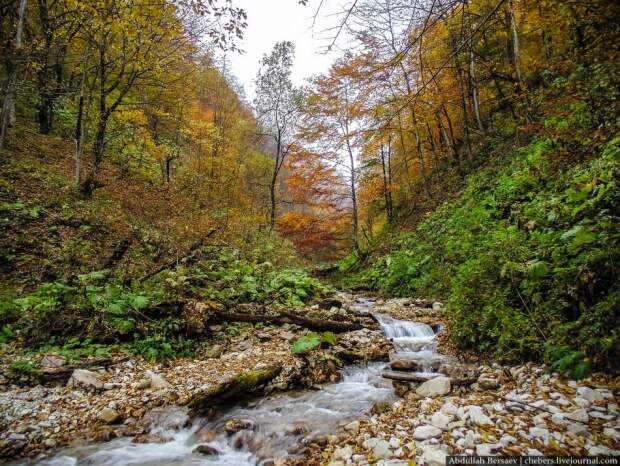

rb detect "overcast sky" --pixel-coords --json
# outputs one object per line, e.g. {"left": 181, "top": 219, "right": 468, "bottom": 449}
{"left": 225, "top": 0, "right": 346, "bottom": 101}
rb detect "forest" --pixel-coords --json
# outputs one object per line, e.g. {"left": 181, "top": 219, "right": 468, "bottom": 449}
{"left": 0, "top": 0, "right": 619, "bottom": 464}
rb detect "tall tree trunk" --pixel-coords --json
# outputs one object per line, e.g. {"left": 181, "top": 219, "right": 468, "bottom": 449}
{"left": 74, "top": 65, "right": 87, "bottom": 186}
{"left": 380, "top": 143, "right": 393, "bottom": 223}
{"left": 469, "top": 35, "right": 485, "bottom": 134}
{"left": 508, "top": 0, "right": 532, "bottom": 123}
{"left": 0, "top": 0, "right": 28, "bottom": 149}
{"left": 448, "top": 25, "right": 474, "bottom": 168}
{"left": 268, "top": 130, "right": 282, "bottom": 234}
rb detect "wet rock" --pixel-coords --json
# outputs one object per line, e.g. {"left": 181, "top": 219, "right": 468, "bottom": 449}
{"left": 193, "top": 444, "right": 221, "bottom": 456}
{"left": 224, "top": 418, "right": 255, "bottom": 435}
{"left": 394, "top": 381, "right": 411, "bottom": 397}
{"left": 318, "top": 298, "right": 343, "bottom": 310}
{"left": 67, "top": 369, "right": 103, "bottom": 390}
{"left": 416, "top": 376, "right": 451, "bottom": 397}
{"left": 413, "top": 425, "right": 442, "bottom": 440}
{"left": 145, "top": 370, "right": 170, "bottom": 389}
{"left": 98, "top": 408, "right": 121, "bottom": 424}
{"left": 371, "top": 401, "right": 392, "bottom": 414}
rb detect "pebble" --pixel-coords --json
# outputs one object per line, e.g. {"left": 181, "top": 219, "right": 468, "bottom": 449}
{"left": 413, "top": 425, "right": 442, "bottom": 440}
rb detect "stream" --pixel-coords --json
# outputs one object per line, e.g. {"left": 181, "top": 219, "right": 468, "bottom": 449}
{"left": 22, "top": 300, "right": 442, "bottom": 466}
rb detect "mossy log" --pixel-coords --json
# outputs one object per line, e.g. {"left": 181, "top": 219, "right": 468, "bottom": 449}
{"left": 183, "top": 364, "right": 282, "bottom": 415}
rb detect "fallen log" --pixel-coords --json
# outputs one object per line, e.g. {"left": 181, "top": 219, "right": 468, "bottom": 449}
{"left": 184, "top": 364, "right": 282, "bottom": 415}
{"left": 38, "top": 357, "right": 124, "bottom": 383}
{"left": 382, "top": 370, "right": 445, "bottom": 383}
{"left": 211, "top": 309, "right": 373, "bottom": 333}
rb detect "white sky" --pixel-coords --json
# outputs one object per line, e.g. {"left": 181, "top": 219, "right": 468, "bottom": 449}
{"left": 225, "top": 0, "right": 345, "bottom": 101}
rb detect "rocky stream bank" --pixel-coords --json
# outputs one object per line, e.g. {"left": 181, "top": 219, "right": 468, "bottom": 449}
{"left": 0, "top": 295, "right": 618, "bottom": 465}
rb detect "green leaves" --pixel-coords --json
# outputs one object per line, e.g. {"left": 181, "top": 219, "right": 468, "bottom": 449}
{"left": 291, "top": 333, "right": 321, "bottom": 354}
{"left": 290, "top": 331, "right": 338, "bottom": 354}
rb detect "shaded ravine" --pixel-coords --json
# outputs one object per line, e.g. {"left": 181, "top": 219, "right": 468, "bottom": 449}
{"left": 17, "top": 300, "right": 442, "bottom": 466}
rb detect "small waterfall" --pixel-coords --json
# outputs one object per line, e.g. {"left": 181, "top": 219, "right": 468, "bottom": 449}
{"left": 374, "top": 313, "right": 443, "bottom": 374}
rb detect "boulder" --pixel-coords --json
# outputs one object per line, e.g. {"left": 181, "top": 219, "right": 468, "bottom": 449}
{"left": 431, "top": 411, "right": 453, "bottom": 430}
{"left": 98, "top": 408, "right": 121, "bottom": 424}
{"left": 344, "top": 421, "right": 360, "bottom": 434}
{"left": 224, "top": 419, "right": 255, "bottom": 435}
{"left": 193, "top": 444, "right": 221, "bottom": 456}
{"left": 67, "top": 369, "right": 103, "bottom": 390}
{"left": 416, "top": 376, "right": 451, "bottom": 397}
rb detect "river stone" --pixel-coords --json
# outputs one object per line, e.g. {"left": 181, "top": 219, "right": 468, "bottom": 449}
{"left": 413, "top": 425, "right": 442, "bottom": 440}
{"left": 204, "top": 344, "right": 223, "bottom": 359}
{"left": 224, "top": 419, "right": 255, "bottom": 434}
{"left": 422, "top": 446, "right": 447, "bottom": 466}
{"left": 567, "top": 422, "right": 588, "bottom": 436}
{"left": 40, "top": 355, "right": 66, "bottom": 368}
{"left": 134, "top": 378, "right": 151, "bottom": 389}
{"left": 344, "top": 420, "right": 360, "bottom": 434}
{"left": 467, "top": 406, "right": 493, "bottom": 426}
{"left": 416, "top": 376, "right": 450, "bottom": 397}
{"left": 431, "top": 411, "right": 453, "bottom": 430}
{"left": 478, "top": 377, "right": 500, "bottom": 390}
{"left": 566, "top": 408, "right": 589, "bottom": 423}
{"left": 98, "top": 408, "right": 121, "bottom": 424}
{"left": 576, "top": 386, "right": 604, "bottom": 403}
{"left": 146, "top": 370, "right": 170, "bottom": 389}
{"left": 67, "top": 369, "right": 103, "bottom": 390}
{"left": 193, "top": 444, "right": 221, "bottom": 456}
{"left": 333, "top": 445, "right": 353, "bottom": 460}
{"left": 373, "top": 439, "right": 393, "bottom": 460}
{"left": 529, "top": 427, "right": 550, "bottom": 441}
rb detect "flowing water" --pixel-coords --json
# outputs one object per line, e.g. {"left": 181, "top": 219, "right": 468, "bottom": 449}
{"left": 20, "top": 299, "right": 441, "bottom": 466}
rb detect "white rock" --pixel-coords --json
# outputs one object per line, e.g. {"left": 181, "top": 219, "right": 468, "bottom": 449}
{"left": 573, "top": 397, "right": 591, "bottom": 408}
{"left": 40, "top": 355, "right": 66, "bottom": 368}
{"left": 432, "top": 302, "right": 442, "bottom": 311}
{"left": 576, "top": 386, "right": 604, "bottom": 403}
{"left": 603, "top": 428, "right": 620, "bottom": 441}
{"left": 567, "top": 423, "right": 588, "bottom": 436}
{"left": 441, "top": 402, "right": 458, "bottom": 416}
{"left": 363, "top": 437, "right": 379, "bottom": 449}
{"left": 500, "top": 435, "right": 517, "bottom": 447}
{"left": 588, "top": 446, "right": 620, "bottom": 456}
{"left": 476, "top": 444, "right": 498, "bottom": 456}
{"left": 422, "top": 446, "right": 447, "bottom": 466}
{"left": 462, "top": 431, "right": 476, "bottom": 449}
{"left": 67, "top": 369, "right": 103, "bottom": 390}
{"left": 566, "top": 408, "right": 589, "bottom": 423}
{"left": 146, "top": 370, "right": 170, "bottom": 389}
{"left": 373, "top": 439, "right": 393, "bottom": 460}
{"left": 377, "top": 461, "right": 409, "bottom": 466}
{"left": 527, "top": 448, "right": 543, "bottom": 455}
{"left": 551, "top": 413, "right": 568, "bottom": 425}
{"left": 529, "top": 427, "right": 550, "bottom": 441}
{"left": 467, "top": 406, "right": 493, "bottom": 426}
{"left": 416, "top": 377, "right": 451, "bottom": 398}
{"left": 332, "top": 445, "right": 353, "bottom": 460}
{"left": 344, "top": 420, "right": 360, "bottom": 434}
{"left": 431, "top": 411, "right": 453, "bottom": 430}
{"left": 413, "top": 425, "right": 443, "bottom": 440}
{"left": 389, "top": 437, "right": 400, "bottom": 448}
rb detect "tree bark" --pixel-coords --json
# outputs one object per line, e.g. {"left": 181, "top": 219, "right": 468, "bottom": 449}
{"left": 0, "top": 0, "right": 28, "bottom": 149}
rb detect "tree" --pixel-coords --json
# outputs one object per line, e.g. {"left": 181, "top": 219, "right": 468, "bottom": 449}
{"left": 254, "top": 41, "right": 299, "bottom": 233}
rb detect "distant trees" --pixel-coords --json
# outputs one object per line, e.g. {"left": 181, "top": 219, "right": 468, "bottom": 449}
{"left": 254, "top": 41, "right": 300, "bottom": 233}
